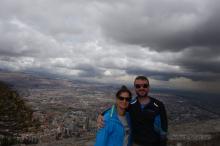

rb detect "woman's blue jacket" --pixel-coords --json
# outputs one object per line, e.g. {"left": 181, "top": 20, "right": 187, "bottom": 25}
{"left": 94, "top": 105, "right": 132, "bottom": 146}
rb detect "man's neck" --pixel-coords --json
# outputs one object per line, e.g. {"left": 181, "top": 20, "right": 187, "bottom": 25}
{"left": 138, "top": 96, "right": 150, "bottom": 105}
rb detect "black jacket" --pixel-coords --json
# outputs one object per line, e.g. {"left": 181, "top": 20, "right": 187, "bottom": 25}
{"left": 128, "top": 96, "right": 168, "bottom": 146}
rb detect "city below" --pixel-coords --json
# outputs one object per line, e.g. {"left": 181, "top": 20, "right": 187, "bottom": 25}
{"left": 0, "top": 70, "right": 220, "bottom": 146}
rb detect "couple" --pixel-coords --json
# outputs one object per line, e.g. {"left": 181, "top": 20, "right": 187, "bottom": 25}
{"left": 94, "top": 76, "right": 168, "bottom": 146}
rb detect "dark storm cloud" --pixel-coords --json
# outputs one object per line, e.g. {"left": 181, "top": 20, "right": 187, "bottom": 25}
{"left": 97, "top": 0, "right": 220, "bottom": 83}
{"left": 126, "top": 67, "right": 220, "bottom": 81}
{"left": 0, "top": 0, "right": 220, "bottom": 93}
{"left": 99, "top": 0, "right": 220, "bottom": 52}
{"left": 171, "top": 47, "right": 220, "bottom": 74}
{"left": 178, "top": 56, "right": 220, "bottom": 74}
{"left": 74, "top": 63, "right": 104, "bottom": 77}
{"left": 147, "top": 47, "right": 220, "bottom": 81}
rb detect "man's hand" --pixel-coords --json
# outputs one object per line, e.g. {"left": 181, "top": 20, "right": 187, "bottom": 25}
{"left": 97, "top": 114, "right": 104, "bottom": 129}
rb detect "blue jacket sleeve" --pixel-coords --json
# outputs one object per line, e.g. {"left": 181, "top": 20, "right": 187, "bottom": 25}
{"left": 94, "top": 120, "right": 110, "bottom": 146}
{"left": 154, "top": 101, "right": 168, "bottom": 146}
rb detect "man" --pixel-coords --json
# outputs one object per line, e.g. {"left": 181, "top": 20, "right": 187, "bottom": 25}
{"left": 97, "top": 76, "right": 168, "bottom": 146}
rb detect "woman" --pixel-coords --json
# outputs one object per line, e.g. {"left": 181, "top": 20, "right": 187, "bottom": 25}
{"left": 94, "top": 85, "right": 132, "bottom": 146}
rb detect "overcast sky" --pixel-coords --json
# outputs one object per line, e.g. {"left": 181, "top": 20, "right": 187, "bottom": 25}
{"left": 0, "top": 0, "right": 220, "bottom": 94}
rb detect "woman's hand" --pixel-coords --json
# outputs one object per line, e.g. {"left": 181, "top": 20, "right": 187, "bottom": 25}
{"left": 97, "top": 114, "right": 104, "bottom": 129}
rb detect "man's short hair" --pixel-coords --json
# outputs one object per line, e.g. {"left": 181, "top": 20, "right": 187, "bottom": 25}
{"left": 134, "top": 76, "right": 149, "bottom": 83}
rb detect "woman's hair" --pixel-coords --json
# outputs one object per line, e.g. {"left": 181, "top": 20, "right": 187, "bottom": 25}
{"left": 116, "top": 85, "right": 132, "bottom": 98}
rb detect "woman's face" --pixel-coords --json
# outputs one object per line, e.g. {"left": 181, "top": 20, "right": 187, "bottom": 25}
{"left": 116, "top": 92, "right": 130, "bottom": 110}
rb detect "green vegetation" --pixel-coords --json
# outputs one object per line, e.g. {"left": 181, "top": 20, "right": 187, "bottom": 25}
{"left": 0, "top": 81, "right": 33, "bottom": 136}
{"left": 0, "top": 81, "right": 40, "bottom": 145}
{"left": 0, "top": 136, "right": 20, "bottom": 146}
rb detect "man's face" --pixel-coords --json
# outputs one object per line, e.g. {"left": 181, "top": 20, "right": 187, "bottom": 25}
{"left": 134, "top": 79, "right": 149, "bottom": 98}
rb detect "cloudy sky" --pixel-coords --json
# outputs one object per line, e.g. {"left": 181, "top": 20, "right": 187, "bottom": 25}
{"left": 0, "top": 0, "right": 220, "bottom": 93}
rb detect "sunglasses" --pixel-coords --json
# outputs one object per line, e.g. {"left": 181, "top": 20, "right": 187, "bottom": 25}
{"left": 135, "top": 84, "right": 149, "bottom": 89}
{"left": 117, "top": 96, "right": 131, "bottom": 102}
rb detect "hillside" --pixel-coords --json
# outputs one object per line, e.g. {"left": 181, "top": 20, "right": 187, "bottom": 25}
{"left": 0, "top": 81, "right": 39, "bottom": 137}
